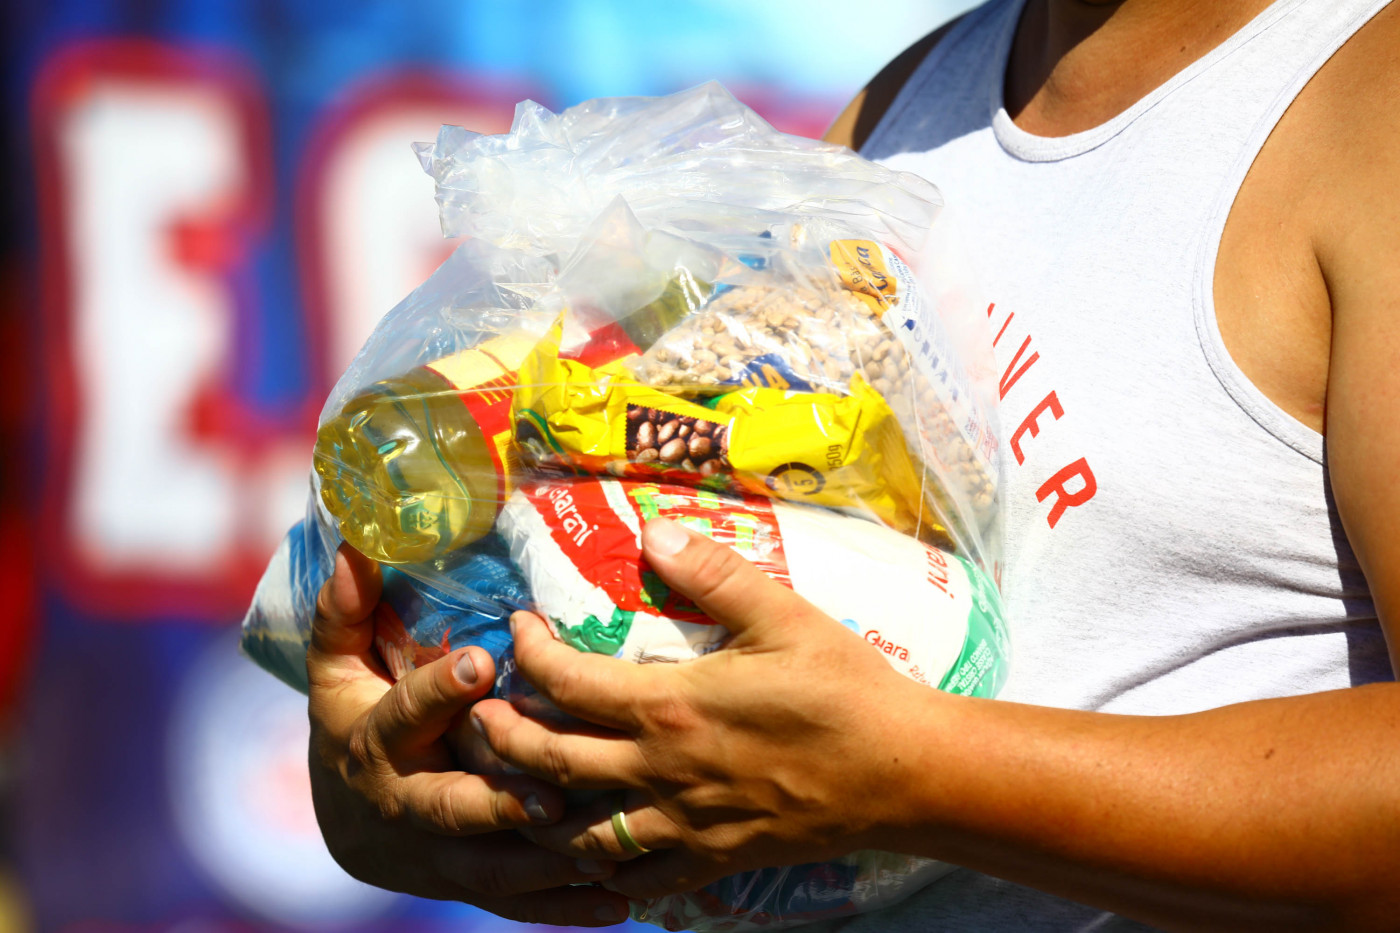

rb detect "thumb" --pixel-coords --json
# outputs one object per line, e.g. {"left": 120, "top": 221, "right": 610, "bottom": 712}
{"left": 309, "top": 543, "right": 383, "bottom": 658}
{"left": 640, "top": 517, "right": 808, "bottom": 642}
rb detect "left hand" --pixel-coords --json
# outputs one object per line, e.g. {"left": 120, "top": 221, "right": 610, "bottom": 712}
{"left": 306, "top": 545, "right": 629, "bottom": 925}
{"left": 468, "top": 517, "right": 939, "bottom": 900}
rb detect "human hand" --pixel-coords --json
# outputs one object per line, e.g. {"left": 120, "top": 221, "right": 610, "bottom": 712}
{"left": 305, "top": 544, "right": 632, "bottom": 925}
{"left": 469, "top": 519, "right": 934, "bottom": 900}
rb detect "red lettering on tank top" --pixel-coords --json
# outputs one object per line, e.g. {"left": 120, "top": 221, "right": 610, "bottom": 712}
{"left": 1036, "top": 458, "right": 1098, "bottom": 529}
{"left": 1010, "top": 391, "right": 1064, "bottom": 465}
{"left": 987, "top": 303, "right": 1099, "bottom": 530}
{"left": 990, "top": 307, "right": 1014, "bottom": 349}
{"left": 999, "top": 334, "right": 1040, "bottom": 401}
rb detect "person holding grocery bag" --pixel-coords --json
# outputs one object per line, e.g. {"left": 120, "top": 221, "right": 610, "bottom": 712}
{"left": 302, "top": 0, "right": 1400, "bottom": 929}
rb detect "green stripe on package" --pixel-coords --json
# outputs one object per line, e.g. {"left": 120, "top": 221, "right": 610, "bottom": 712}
{"left": 937, "top": 552, "right": 1009, "bottom": 698}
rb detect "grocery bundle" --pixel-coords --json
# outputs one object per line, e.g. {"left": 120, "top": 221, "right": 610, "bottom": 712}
{"left": 241, "top": 82, "right": 1008, "bottom": 931}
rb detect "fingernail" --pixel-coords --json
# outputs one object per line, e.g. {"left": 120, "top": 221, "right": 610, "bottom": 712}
{"left": 471, "top": 712, "right": 486, "bottom": 739}
{"left": 643, "top": 518, "right": 688, "bottom": 557}
{"left": 576, "top": 858, "right": 607, "bottom": 876}
{"left": 454, "top": 651, "right": 477, "bottom": 686}
{"left": 524, "top": 794, "right": 549, "bottom": 823}
{"left": 594, "top": 902, "right": 627, "bottom": 923}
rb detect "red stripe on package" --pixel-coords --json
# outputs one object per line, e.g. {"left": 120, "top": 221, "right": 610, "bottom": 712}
{"left": 518, "top": 479, "right": 791, "bottom": 625}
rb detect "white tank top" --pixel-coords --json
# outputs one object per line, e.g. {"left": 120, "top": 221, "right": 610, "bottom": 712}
{"left": 814, "top": 0, "right": 1395, "bottom": 929}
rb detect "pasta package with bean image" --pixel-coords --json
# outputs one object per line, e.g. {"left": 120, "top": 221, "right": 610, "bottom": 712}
{"left": 512, "top": 321, "right": 947, "bottom": 543}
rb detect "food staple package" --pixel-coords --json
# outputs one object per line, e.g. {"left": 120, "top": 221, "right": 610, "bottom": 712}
{"left": 241, "top": 83, "right": 1009, "bottom": 931}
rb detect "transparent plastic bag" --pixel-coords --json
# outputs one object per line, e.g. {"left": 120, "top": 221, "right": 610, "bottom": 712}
{"left": 242, "top": 82, "right": 1007, "bottom": 930}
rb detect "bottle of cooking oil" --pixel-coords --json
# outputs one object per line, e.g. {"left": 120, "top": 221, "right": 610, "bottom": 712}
{"left": 313, "top": 333, "right": 538, "bottom": 566}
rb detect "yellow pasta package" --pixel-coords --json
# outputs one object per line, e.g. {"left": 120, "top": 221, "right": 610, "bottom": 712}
{"left": 512, "top": 322, "right": 945, "bottom": 541}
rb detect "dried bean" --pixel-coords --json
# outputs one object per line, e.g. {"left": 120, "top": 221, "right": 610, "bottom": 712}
{"left": 659, "top": 438, "right": 688, "bottom": 463}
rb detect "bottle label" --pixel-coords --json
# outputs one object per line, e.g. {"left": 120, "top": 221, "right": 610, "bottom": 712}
{"left": 425, "top": 333, "right": 540, "bottom": 507}
{"left": 427, "top": 329, "right": 644, "bottom": 510}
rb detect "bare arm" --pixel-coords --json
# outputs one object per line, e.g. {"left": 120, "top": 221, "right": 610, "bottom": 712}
{"left": 881, "top": 674, "right": 1400, "bottom": 930}
{"left": 1311, "top": 13, "right": 1400, "bottom": 678}
{"left": 480, "top": 521, "right": 1398, "bottom": 931}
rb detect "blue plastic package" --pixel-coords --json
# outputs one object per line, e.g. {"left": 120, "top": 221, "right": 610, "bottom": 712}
{"left": 239, "top": 517, "right": 528, "bottom": 695}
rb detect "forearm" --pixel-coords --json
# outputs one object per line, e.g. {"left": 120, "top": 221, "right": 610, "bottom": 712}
{"left": 883, "top": 680, "right": 1400, "bottom": 932}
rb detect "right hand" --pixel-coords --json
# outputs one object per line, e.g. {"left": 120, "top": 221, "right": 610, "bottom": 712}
{"left": 306, "top": 544, "right": 632, "bottom": 925}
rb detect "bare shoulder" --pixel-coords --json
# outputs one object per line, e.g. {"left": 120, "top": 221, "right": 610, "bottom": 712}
{"left": 823, "top": 15, "right": 965, "bottom": 149}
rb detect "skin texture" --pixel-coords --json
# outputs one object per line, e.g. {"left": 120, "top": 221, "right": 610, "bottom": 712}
{"left": 306, "top": 546, "right": 631, "bottom": 926}
{"left": 309, "top": 0, "right": 1400, "bottom": 927}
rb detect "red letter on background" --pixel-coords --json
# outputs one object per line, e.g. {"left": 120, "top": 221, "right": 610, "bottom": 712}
{"left": 1035, "top": 457, "right": 1097, "bottom": 529}
{"left": 1010, "top": 390, "right": 1064, "bottom": 465}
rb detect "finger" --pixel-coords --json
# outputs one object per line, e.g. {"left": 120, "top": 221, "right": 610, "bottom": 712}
{"left": 475, "top": 886, "right": 633, "bottom": 927}
{"left": 471, "top": 696, "right": 648, "bottom": 790}
{"left": 434, "top": 832, "right": 616, "bottom": 895}
{"left": 368, "top": 646, "right": 495, "bottom": 758}
{"left": 526, "top": 794, "right": 677, "bottom": 862}
{"left": 405, "top": 832, "right": 628, "bottom": 923}
{"left": 510, "top": 611, "right": 646, "bottom": 731}
{"left": 399, "top": 769, "right": 568, "bottom": 835}
{"left": 607, "top": 847, "right": 723, "bottom": 901}
{"left": 434, "top": 835, "right": 632, "bottom": 926}
{"left": 640, "top": 517, "right": 809, "bottom": 643}
{"left": 446, "top": 715, "right": 515, "bottom": 775}
{"left": 309, "top": 543, "right": 383, "bottom": 658}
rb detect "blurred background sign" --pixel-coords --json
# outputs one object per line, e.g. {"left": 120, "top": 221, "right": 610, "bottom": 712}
{"left": 1, "top": 1, "right": 973, "bottom": 930}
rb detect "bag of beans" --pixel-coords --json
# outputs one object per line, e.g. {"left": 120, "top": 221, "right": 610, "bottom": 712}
{"left": 242, "top": 82, "right": 1008, "bottom": 930}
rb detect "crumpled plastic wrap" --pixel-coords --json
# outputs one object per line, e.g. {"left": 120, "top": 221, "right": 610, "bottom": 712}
{"left": 242, "top": 82, "right": 1007, "bottom": 930}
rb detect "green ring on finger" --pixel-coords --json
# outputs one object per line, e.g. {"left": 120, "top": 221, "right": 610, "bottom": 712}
{"left": 611, "top": 807, "right": 652, "bottom": 856}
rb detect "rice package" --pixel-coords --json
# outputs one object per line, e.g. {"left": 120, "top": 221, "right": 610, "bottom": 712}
{"left": 499, "top": 477, "right": 1005, "bottom": 696}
